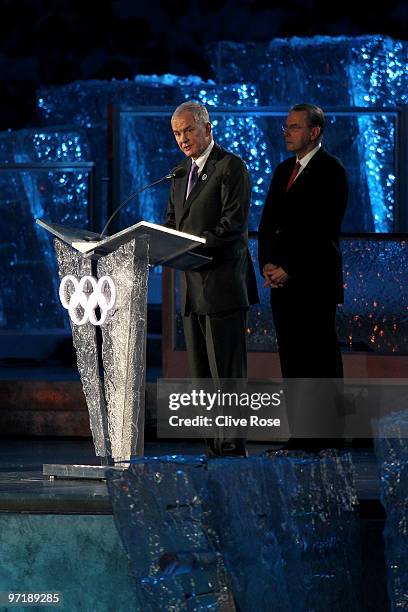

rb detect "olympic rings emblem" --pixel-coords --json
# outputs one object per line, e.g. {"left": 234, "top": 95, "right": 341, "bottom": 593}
{"left": 59, "top": 275, "right": 116, "bottom": 326}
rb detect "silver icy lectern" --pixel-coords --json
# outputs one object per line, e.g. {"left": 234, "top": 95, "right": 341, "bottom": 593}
{"left": 36, "top": 219, "right": 209, "bottom": 479}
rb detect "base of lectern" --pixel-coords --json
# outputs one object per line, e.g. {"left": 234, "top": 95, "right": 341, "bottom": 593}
{"left": 43, "top": 463, "right": 129, "bottom": 480}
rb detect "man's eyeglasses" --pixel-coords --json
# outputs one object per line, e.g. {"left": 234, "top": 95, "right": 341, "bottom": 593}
{"left": 281, "top": 124, "right": 305, "bottom": 133}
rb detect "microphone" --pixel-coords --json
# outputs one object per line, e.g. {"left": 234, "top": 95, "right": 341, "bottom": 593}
{"left": 99, "top": 166, "right": 186, "bottom": 238}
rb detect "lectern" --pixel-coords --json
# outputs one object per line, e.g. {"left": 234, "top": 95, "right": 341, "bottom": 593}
{"left": 36, "top": 219, "right": 209, "bottom": 478}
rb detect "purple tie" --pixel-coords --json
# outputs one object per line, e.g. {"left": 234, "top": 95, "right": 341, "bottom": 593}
{"left": 186, "top": 162, "right": 199, "bottom": 199}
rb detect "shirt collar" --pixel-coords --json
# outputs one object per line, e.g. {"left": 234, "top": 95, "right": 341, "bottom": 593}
{"left": 193, "top": 140, "right": 214, "bottom": 173}
{"left": 297, "top": 142, "right": 321, "bottom": 167}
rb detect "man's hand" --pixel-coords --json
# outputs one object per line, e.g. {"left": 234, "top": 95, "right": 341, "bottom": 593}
{"left": 263, "top": 263, "right": 289, "bottom": 288}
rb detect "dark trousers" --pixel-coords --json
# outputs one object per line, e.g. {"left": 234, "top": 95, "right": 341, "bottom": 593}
{"left": 182, "top": 308, "right": 248, "bottom": 380}
{"left": 271, "top": 286, "right": 344, "bottom": 440}
{"left": 183, "top": 308, "right": 248, "bottom": 452}
{"left": 271, "top": 286, "right": 343, "bottom": 379}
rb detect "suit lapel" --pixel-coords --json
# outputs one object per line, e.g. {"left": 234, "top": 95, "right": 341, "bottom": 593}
{"left": 180, "top": 144, "right": 221, "bottom": 220}
{"left": 285, "top": 147, "right": 324, "bottom": 194}
{"left": 174, "top": 158, "right": 189, "bottom": 210}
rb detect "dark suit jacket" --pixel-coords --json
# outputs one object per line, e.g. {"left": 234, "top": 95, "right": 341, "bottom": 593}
{"left": 166, "top": 143, "right": 259, "bottom": 315}
{"left": 258, "top": 147, "right": 348, "bottom": 304}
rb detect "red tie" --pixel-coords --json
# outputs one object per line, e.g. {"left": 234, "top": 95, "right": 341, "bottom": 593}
{"left": 286, "top": 161, "right": 301, "bottom": 192}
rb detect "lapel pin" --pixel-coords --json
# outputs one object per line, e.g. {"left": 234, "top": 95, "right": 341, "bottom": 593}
{"left": 201, "top": 173, "right": 207, "bottom": 181}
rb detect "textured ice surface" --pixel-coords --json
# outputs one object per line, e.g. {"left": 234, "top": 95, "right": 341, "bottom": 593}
{"left": 206, "top": 453, "right": 360, "bottom": 612}
{"left": 54, "top": 239, "right": 110, "bottom": 456}
{"left": 375, "top": 411, "right": 408, "bottom": 611}
{"left": 98, "top": 237, "right": 149, "bottom": 460}
{"left": 208, "top": 35, "right": 408, "bottom": 107}
{"left": 208, "top": 35, "right": 404, "bottom": 234}
{"left": 106, "top": 456, "right": 236, "bottom": 612}
{"left": 54, "top": 236, "right": 149, "bottom": 460}
{"left": 375, "top": 410, "right": 408, "bottom": 465}
{"left": 172, "top": 237, "right": 408, "bottom": 355}
{"left": 0, "top": 126, "right": 91, "bottom": 164}
{"left": 2, "top": 37, "right": 408, "bottom": 348}
{"left": 36, "top": 77, "right": 204, "bottom": 127}
{"left": 106, "top": 452, "right": 360, "bottom": 611}
{"left": 0, "top": 165, "right": 92, "bottom": 330}
{"left": 338, "top": 239, "right": 408, "bottom": 354}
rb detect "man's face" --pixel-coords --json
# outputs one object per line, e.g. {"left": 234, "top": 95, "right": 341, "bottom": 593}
{"left": 283, "top": 110, "right": 321, "bottom": 158}
{"left": 171, "top": 111, "right": 212, "bottom": 159}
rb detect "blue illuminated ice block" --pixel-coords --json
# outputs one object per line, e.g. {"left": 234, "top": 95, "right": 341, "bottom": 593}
{"left": 208, "top": 34, "right": 408, "bottom": 234}
{"left": 1, "top": 35, "right": 407, "bottom": 344}
{"left": 206, "top": 454, "right": 360, "bottom": 612}
{"left": 0, "top": 131, "right": 93, "bottom": 334}
{"left": 375, "top": 410, "right": 408, "bottom": 465}
{"left": 106, "top": 457, "right": 236, "bottom": 611}
{"left": 106, "top": 453, "right": 360, "bottom": 611}
{"left": 375, "top": 411, "right": 408, "bottom": 611}
{"left": 36, "top": 76, "right": 262, "bottom": 229}
{"left": 208, "top": 35, "right": 408, "bottom": 108}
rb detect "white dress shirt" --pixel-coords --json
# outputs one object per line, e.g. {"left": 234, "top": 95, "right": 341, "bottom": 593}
{"left": 193, "top": 140, "right": 215, "bottom": 174}
{"left": 294, "top": 142, "right": 321, "bottom": 180}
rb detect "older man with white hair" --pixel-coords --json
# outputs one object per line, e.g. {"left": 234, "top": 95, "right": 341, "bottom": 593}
{"left": 165, "top": 101, "right": 259, "bottom": 457}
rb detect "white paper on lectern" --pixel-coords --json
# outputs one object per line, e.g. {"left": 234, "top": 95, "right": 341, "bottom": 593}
{"left": 72, "top": 241, "right": 100, "bottom": 253}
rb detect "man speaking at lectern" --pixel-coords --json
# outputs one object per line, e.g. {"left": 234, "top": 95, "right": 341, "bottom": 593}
{"left": 165, "top": 101, "right": 258, "bottom": 457}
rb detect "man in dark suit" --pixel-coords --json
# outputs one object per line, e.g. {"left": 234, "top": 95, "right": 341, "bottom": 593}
{"left": 166, "top": 101, "right": 259, "bottom": 457}
{"left": 258, "top": 103, "right": 348, "bottom": 450}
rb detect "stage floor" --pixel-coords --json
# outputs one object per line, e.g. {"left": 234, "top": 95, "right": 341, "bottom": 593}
{"left": 0, "top": 437, "right": 382, "bottom": 514}
{"left": 0, "top": 437, "right": 389, "bottom": 610}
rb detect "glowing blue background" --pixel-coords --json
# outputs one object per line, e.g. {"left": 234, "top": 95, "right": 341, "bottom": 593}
{"left": 0, "top": 35, "right": 407, "bottom": 353}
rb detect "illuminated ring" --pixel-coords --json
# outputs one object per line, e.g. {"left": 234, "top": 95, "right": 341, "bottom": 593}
{"left": 71, "top": 276, "right": 98, "bottom": 325}
{"left": 59, "top": 275, "right": 78, "bottom": 309}
{"left": 59, "top": 275, "right": 89, "bottom": 326}
{"left": 87, "top": 276, "right": 116, "bottom": 325}
{"left": 59, "top": 275, "right": 116, "bottom": 326}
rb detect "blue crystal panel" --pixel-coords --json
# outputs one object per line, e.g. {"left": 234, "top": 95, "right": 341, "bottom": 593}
{"left": 115, "top": 109, "right": 396, "bottom": 233}
{"left": 106, "top": 452, "right": 361, "bottom": 611}
{"left": 208, "top": 35, "right": 408, "bottom": 107}
{"left": 0, "top": 127, "right": 91, "bottom": 164}
{"left": 0, "top": 166, "right": 93, "bottom": 330}
{"left": 36, "top": 77, "right": 209, "bottom": 127}
{"left": 173, "top": 237, "right": 408, "bottom": 354}
{"left": 116, "top": 113, "right": 176, "bottom": 228}
{"left": 208, "top": 35, "right": 408, "bottom": 233}
{"left": 106, "top": 456, "right": 233, "bottom": 611}
{"left": 115, "top": 83, "right": 259, "bottom": 230}
{"left": 206, "top": 453, "right": 360, "bottom": 612}
{"left": 339, "top": 238, "right": 408, "bottom": 354}
{"left": 375, "top": 412, "right": 408, "bottom": 611}
{"left": 350, "top": 113, "right": 396, "bottom": 232}
{"left": 0, "top": 36, "right": 404, "bottom": 336}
